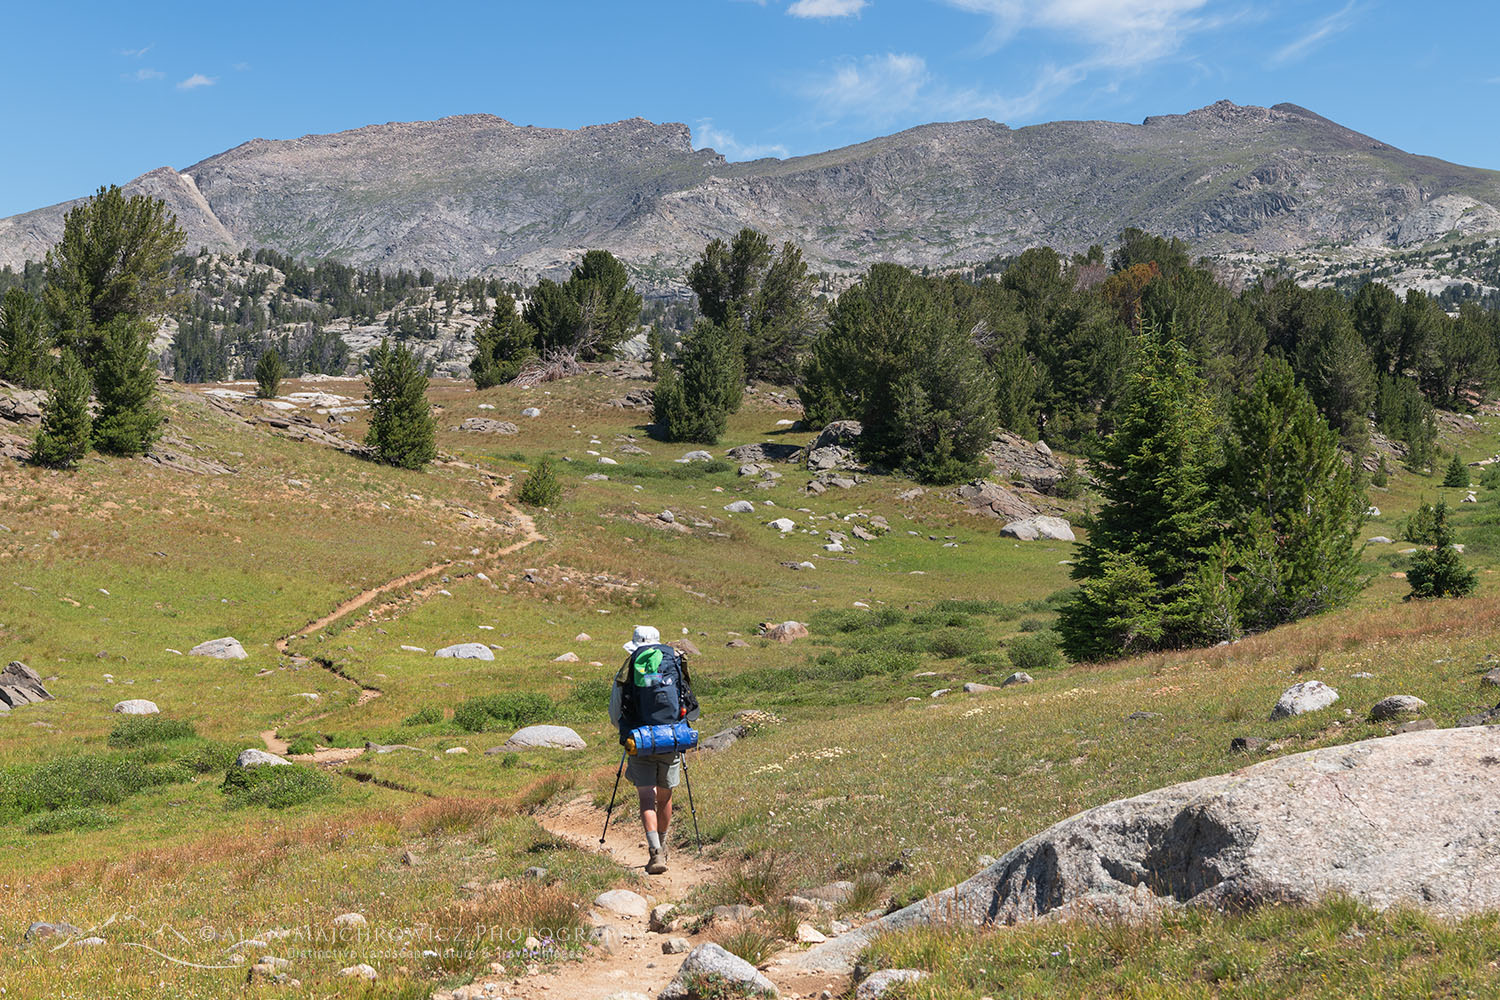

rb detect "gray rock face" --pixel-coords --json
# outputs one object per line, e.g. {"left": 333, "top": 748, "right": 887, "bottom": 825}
{"left": 723, "top": 500, "right": 756, "bottom": 514}
{"left": 1270, "top": 680, "right": 1339, "bottom": 719}
{"left": 457, "top": 417, "right": 519, "bottom": 435}
{"left": 1002, "top": 672, "right": 1034, "bottom": 687}
{"left": 791, "top": 728, "right": 1500, "bottom": 974}
{"left": 502, "top": 725, "right": 586, "bottom": 750}
{"left": 235, "top": 748, "right": 291, "bottom": 768}
{"left": 1001, "top": 516, "right": 1076, "bottom": 542}
{"left": 727, "top": 442, "right": 803, "bottom": 464}
{"left": 1370, "top": 695, "right": 1427, "bottom": 720}
{"left": 112, "top": 699, "right": 159, "bottom": 715}
{"left": 0, "top": 661, "right": 52, "bottom": 709}
{"left": 658, "top": 942, "right": 778, "bottom": 999}
{"left": 189, "top": 637, "right": 248, "bottom": 660}
{"left": 984, "top": 431, "right": 1071, "bottom": 493}
{"left": 0, "top": 382, "right": 45, "bottom": 424}
{"left": 806, "top": 421, "right": 862, "bottom": 472}
{"left": 435, "top": 643, "right": 495, "bottom": 660}
{"left": 957, "top": 480, "right": 1039, "bottom": 522}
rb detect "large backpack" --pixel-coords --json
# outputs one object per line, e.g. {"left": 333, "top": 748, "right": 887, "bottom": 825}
{"left": 610, "top": 643, "right": 698, "bottom": 741}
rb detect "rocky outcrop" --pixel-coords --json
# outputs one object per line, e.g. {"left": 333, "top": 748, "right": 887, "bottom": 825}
{"left": 984, "top": 432, "right": 1072, "bottom": 493}
{"left": 790, "top": 728, "right": 1500, "bottom": 974}
{"left": 189, "top": 637, "right": 248, "bottom": 660}
{"left": 806, "top": 422, "right": 862, "bottom": 472}
{"left": 658, "top": 942, "right": 778, "bottom": 999}
{"left": 1001, "top": 516, "right": 1075, "bottom": 542}
{"left": 957, "top": 480, "right": 1039, "bottom": 522}
{"left": 0, "top": 661, "right": 52, "bottom": 710}
{"left": 456, "top": 418, "right": 519, "bottom": 435}
{"left": 727, "top": 442, "right": 803, "bottom": 464}
{"left": 499, "top": 725, "right": 585, "bottom": 750}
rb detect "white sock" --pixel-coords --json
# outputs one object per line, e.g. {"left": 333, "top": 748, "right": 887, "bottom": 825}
{"left": 646, "top": 831, "right": 661, "bottom": 851}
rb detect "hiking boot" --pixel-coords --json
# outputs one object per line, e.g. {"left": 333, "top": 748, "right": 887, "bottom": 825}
{"left": 646, "top": 848, "right": 668, "bottom": 875}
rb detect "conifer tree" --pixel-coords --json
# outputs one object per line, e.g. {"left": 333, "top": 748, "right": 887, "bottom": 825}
{"left": 30, "top": 350, "right": 92, "bottom": 469}
{"left": 1059, "top": 322, "right": 1219, "bottom": 659}
{"left": 91, "top": 318, "right": 161, "bottom": 456}
{"left": 0, "top": 288, "right": 51, "bottom": 388}
{"left": 254, "top": 347, "right": 286, "bottom": 399}
{"left": 517, "top": 457, "right": 563, "bottom": 507}
{"left": 364, "top": 339, "right": 436, "bottom": 469}
{"left": 1220, "top": 358, "right": 1367, "bottom": 631}
{"left": 651, "top": 319, "right": 742, "bottom": 443}
{"left": 1443, "top": 453, "right": 1471, "bottom": 488}
{"left": 1407, "top": 501, "right": 1477, "bottom": 598}
{"left": 471, "top": 292, "right": 535, "bottom": 387}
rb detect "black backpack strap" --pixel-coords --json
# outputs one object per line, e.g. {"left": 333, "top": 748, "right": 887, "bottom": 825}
{"left": 677, "top": 652, "right": 700, "bottom": 722}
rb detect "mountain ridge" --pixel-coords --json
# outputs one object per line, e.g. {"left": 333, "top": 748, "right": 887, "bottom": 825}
{"left": 3, "top": 101, "right": 1499, "bottom": 288}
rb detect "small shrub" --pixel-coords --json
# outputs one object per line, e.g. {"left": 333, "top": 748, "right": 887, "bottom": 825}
{"left": 108, "top": 716, "right": 197, "bottom": 748}
{"left": 27, "top": 807, "right": 118, "bottom": 835}
{"left": 403, "top": 705, "right": 444, "bottom": 726}
{"left": 1016, "top": 617, "right": 1049, "bottom": 633}
{"left": 1, "top": 753, "right": 185, "bottom": 816}
{"left": 933, "top": 598, "right": 1014, "bottom": 617}
{"left": 1372, "top": 455, "right": 1390, "bottom": 488}
{"left": 285, "top": 735, "right": 318, "bottom": 755}
{"left": 176, "top": 742, "right": 238, "bottom": 774}
{"left": 517, "top": 458, "right": 563, "bottom": 507}
{"left": 1008, "top": 630, "right": 1064, "bottom": 671}
{"left": 453, "top": 700, "right": 492, "bottom": 733}
{"left": 714, "top": 926, "right": 777, "bottom": 968}
{"left": 454, "top": 692, "right": 554, "bottom": 733}
{"left": 221, "top": 764, "right": 334, "bottom": 809}
{"left": 926, "top": 626, "right": 990, "bottom": 659}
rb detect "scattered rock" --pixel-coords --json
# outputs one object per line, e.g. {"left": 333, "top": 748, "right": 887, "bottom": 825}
{"left": 856, "top": 970, "right": 928, "bottom": 999}
{"left": 1270, "top": 680, "right": 1339, "bottom": 719}
{"left": 25, "top": 921, "right": 81, "bottom": 942}
{"left": 662, "top": 937, "right": 691, "bottom": 954}
{"left": 1481, "top": 668, "right": 1500, "bottom": 688}
{"left": 790, "top": 728, "right": 1500, "bottom": 976}
{"left": 1456, "top": 702, "right": 1500, "bottom": 728}
{"left": 435, "top": 643, "right": 495, "bottom": 660}
{"left": 112, "top": 699, "right": 159, "bottom": 715}
{"left": 521, "top": 407, "right": 542, "bottom": 418}
{"left": 0, "top": 661, "right": 52, "bottom": 708}
{"left": 189, "top": 637, "right": 248, "bottom": 660}
{"left": 658, "top": 510, "right": 676, "bottom": 523}
{"left": 724, "top": 500, "right": 756, "bottom": 513}
{"left": 768, "top": 517, "right": 796, "bottom": 532}
{"left": 1370, "top": 695, "right": 1428, "bottom": 721}
{"left": 332, "top": 913, "right": 367, "bottom": 929}
{"left": 1368, "top": 536, "right": 1394, "bottom": 544}
{"left": 649, "top": 903, "right": 678, "bottom": 933}
{"left": 803, "top": 881, "right": 856, "bottom": 904}
{"left": 554, "top": 652, "right": 580, "bottom": 662}
{"left": 795, "top": 922, "right": 827, "bottom": 944}
{"left": 1001, "top": 672, "right": 1033, "bottom": 687}
{"left": 339, "top": 963, "right": 377, "bottom": 980}
{"left": 594, "top": 889, "right": 649, "bottom": 919}
{"left": 235, "top": 745, "right": 295, "bottom": 768}
{"left": 502, "top": 725, "right": 586, "bottom": 751}
{"left": 963, "top": 682, "right": 999, "bottom": 693}
{"left": 1230, "top": 736, "right": 1269, "bottom": 753}
{"left": 727, "top": 442, "right": 803, "bottom": 464}
{"left": 806, "top": 420, "right": 862, "bottom": 472}
{"left": 1395, "top": 719, "right": 1438, "bottom": 734}
{"left": 681, "top": 450, "right": 714, "bottom": 462}
{"left": 711, "top": 904, "right": 758, "bottom": 924}
{"left": 659, "top": 943, "right": 779, "bottom": 1000}
{"left": 984, "top": 430, "right": 1072, "bottom": 493}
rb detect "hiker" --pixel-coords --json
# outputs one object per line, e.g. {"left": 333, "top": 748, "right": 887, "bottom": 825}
{"left": 610, "top": 625, "right": 699, "bottom": 874}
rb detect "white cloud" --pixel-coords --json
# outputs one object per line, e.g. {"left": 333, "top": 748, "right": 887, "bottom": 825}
{"left": 1270, "top": 1, "right": 1362, "bottom": 65}
{"left": 177, "top": 73, "right": 217, "bottom": 90}
{"left": 804, "top": 51, "right": 1074, "bottom": 125}
{"left": 788, "top": 0, "right": 867, "bottom": 17}
{"left": 693, "top": 119, "right": 790, "bottom": 160}
{"left": 123, "top": 67, "right": 164, "bottom": 82}
{"left": 233, "top": 61, "right": 251, "bottom": 72}
{"left": 944, "top": 0, "right": 1216, "bottom": 69}
{"left": 120, "top": 44, "right": 153, "bottom": 58}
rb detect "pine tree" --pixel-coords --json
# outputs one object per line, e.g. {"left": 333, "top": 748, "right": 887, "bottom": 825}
{"left": 1443, "top": 453, "right": 1471, "bottom": 488}
{"left": 1220, "top": 358, "right": 1367, "bottom": 632}
{"left": 646, "top": 324, "right": 664, "bottom": 380}
{"left": 254, "top": 347, "right": 286, "bottom": 399}
{"left": 0, "top": 288, "right": 51, "bottom": 389}
{"left": 91, "top": 318, "right": 161, "bottom": 456}
{"left": 1372, "top": 455, "right": 1389, "bottom": 488}
{"left": 30, "top": 350, "right": 92, "bottom": 469}
{"left": 364, "top": 339, "right": 436, "bottom": 469}
{"left": 651, "top": 319, "right": 743, "bottom": 443}
{"left": 471, "top": 292, "right": 534, "bottom": 388}
{"left": 517, "top": 457, "right": 563, "bottom": 507}
{"left": 1407, "top": 501, "right": 1477, "bottom": 598}
{"left": 1059, "top": 322, "right": 1219, "bottom": 659}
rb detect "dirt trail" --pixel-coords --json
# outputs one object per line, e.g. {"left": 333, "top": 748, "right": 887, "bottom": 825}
{"left": 262, "top": 464, "right": 544, "bottom": 762}
{"left": 451, "top": 794, "right": 839, "bottom": 1000}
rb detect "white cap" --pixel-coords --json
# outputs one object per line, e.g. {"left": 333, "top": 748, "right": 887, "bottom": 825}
{"left": 623, "top": 625, "right": 661, "bottom": 653}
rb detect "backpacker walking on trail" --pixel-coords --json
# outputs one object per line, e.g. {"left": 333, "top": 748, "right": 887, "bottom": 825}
{"left": 610, "top": 625, "right": 699, "bottom": 874}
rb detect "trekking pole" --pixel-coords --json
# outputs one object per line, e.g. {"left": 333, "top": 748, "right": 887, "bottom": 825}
{"left": 600, "top": 750, "right": 627, "bottom": 844}
{"left": 680, "top": 752, "right": 704, "bottom": 853}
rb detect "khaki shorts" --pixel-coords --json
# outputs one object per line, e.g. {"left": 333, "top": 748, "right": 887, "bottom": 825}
{"left": 627, "top": 752, "right": 681, "bottom": 789}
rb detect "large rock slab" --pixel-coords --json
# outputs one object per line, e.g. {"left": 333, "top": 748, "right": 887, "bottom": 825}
{"left": 957, "top": 479, "right": 1039, "bottom": 521}
{"left": 189, "top": 637, "right": 248, "bottom": 660}
{"left": 658, "top": 942, "right": 778, "bottom": 999}
{"left": 0, "top": 661, "right": 52, "bottom": 708}
{"left": 1001, "top": 516, "right": 1075, "bottom": 542}
{"left": 594, "top": 889, "right": 649, "bottom": 918}
{"left": 435, "top": 643, "right": 495, "bottom": 660}
{"left": 235, "top": 749, "right": 291, "bottom": 768}
{"left": 112, "top": 699, "right": 159, "bottom": 715}
{"left": 727, "top": 442, "right": 803, "bottom": 464}
{"left": 984, "top": 431, "right": 1071, "bottom": 493}
{"left": 500, "top": 725, "right": 585, "bottom": 750}
{"left": 789, "top": 728, "right": 1500, "bottom": 974}
{"left": 456, "top": 417, "right": 519, "bottom": 435}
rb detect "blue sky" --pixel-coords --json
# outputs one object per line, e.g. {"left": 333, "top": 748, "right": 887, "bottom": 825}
{"left": 2, "top": 0, "right": 1497, "bottom": 217}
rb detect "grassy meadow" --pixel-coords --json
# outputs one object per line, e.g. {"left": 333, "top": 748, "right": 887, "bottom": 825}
{"left": 2, "top": 371, "right": 1499, "bottom": 998}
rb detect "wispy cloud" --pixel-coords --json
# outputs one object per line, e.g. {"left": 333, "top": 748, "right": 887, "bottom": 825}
{"left": 1271, "top": 0, "right": 1361, "bottom": 65}
{"left": 233, "top": 61, "right": 251, "bottom": 72}
{"left": 123, "top": 67, "right": 165, "bottom": 82}
{"left": 803, "top": 51, "right": 1075, "bottom": 126}
{"left": 177, "top": 73, "right": 217, "bottom": 90}
{"left": 693, "top": 119, "right": 790, "bottom": 160}
{"left": 788, "top": 0, "right": 867, "bottom": 17}
{"left": 944, "top": 0, "right": 1217, "bottom": 70}
{"left": 120, "top": 44, "right": 153, "bottom": 58}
